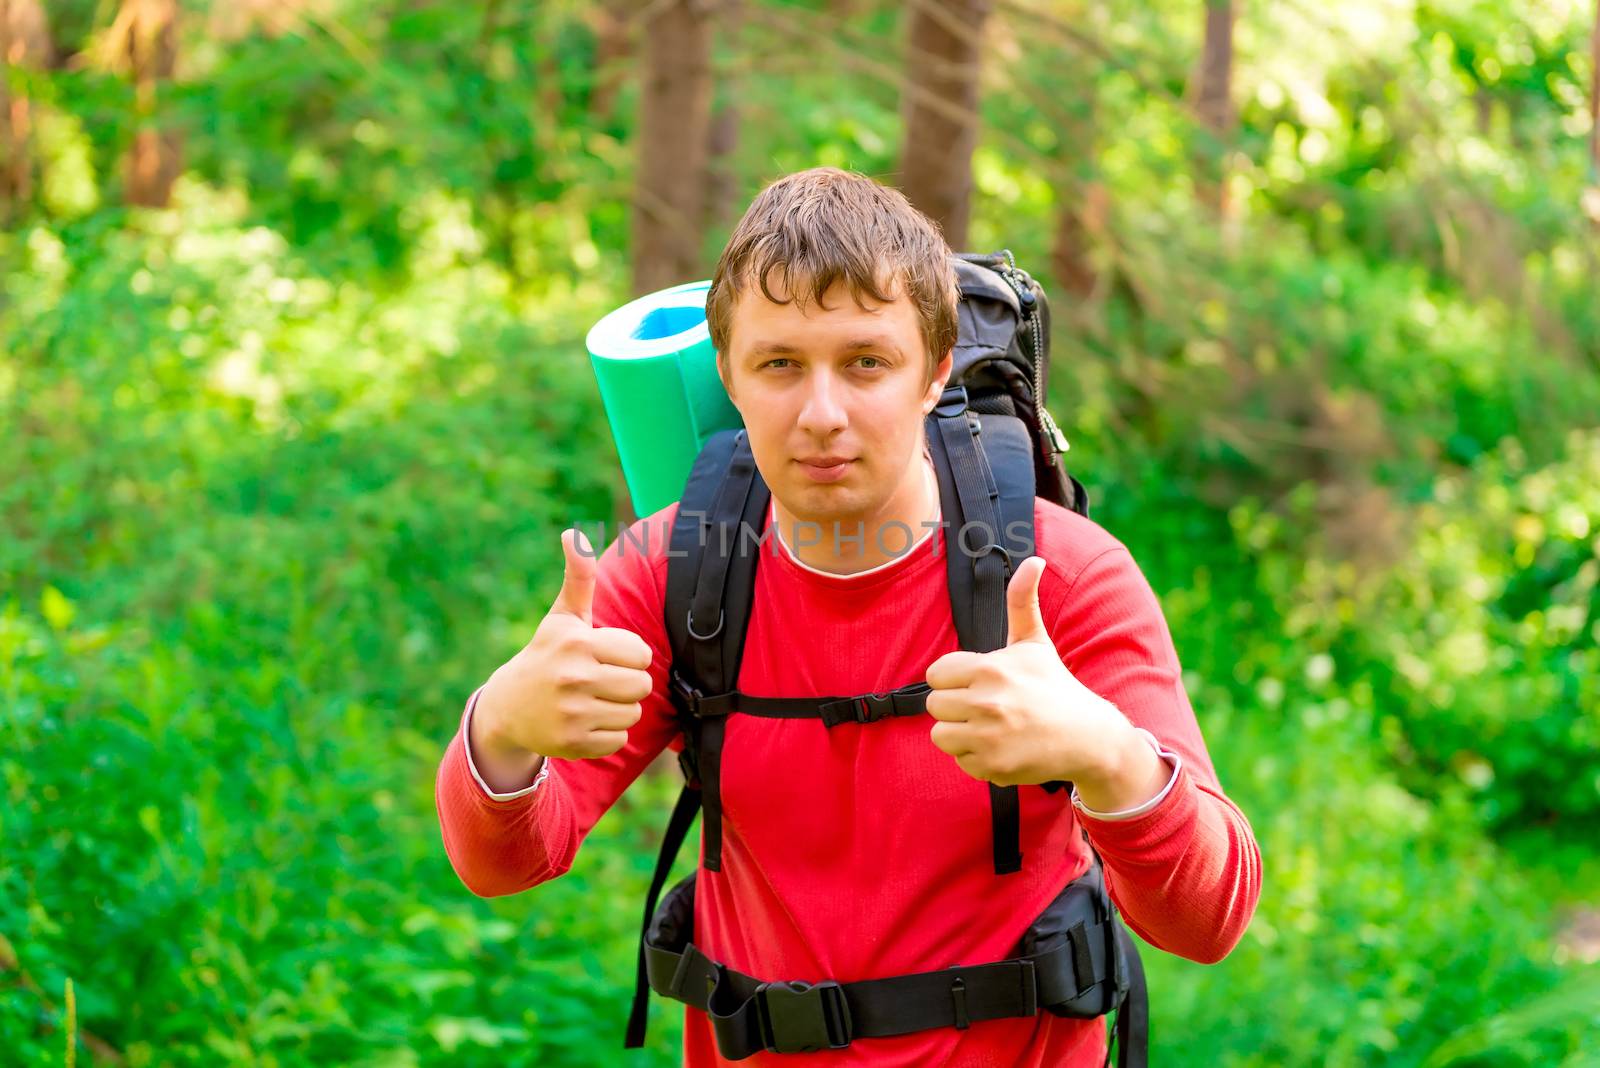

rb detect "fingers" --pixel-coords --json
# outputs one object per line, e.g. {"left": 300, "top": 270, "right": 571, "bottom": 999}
{"left": 929, "top": 719, "right": 972, "bottom": 758}
{"left": 924, "top": 686, "right": 970, "bottom": 722}
{"left": 925, "top": 649, "right": 984, "bottom": 691}
{"left": 586, "top": 662, "right": 653, "bottom": 704}
{"left": 550, "top": 527, "right": 598, "bottom": 623}
{"left": 931, "top": 723, "right": 1005, "bottom": 784}
{"left": 567, "top": 725, "right": 635, "bottom": 759}
{"left": 559, "top": 702, "right": 642, "bottom": 758}
{"left": 589, "top": 626, "right": 653, "bottom": 671}
{"left": 1005, "top": 556, "right": 1050, "bottom": 647}
{"left": 579, "top": 699, "right": 644, "bottom": 733}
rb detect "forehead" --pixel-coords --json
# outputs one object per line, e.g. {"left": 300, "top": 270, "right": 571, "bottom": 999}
{"left": 727, "top": 273, "right": 921, "bottom": 350}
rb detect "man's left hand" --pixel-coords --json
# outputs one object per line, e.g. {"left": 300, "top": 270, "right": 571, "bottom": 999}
{"left": 924, "top": 556, "right": 1135, "bottom": 790}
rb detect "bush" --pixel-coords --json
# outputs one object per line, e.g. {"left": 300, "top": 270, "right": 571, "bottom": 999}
{"left": 1232, "top": 431, "right": 1600, "bottom": 829}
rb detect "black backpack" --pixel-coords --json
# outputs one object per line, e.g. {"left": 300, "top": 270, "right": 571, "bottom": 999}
{"left": 622, "top": 252, "right": 1148, "bottom": 1066}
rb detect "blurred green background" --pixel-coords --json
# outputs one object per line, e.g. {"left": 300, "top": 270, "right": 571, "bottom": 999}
{"left": 3, "top": 0, "right": 1599, "bottom": 1064}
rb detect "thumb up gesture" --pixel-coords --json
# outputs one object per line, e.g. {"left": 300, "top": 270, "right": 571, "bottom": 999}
{"left": 474, "top": 528, "right": 655, "bottom": 770}
{"left": 924, "top": 557, "right": 1132, "bottom": 789}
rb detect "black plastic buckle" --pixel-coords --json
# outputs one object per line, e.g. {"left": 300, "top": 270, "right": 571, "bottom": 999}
{"left": 855, "top": 691, "right": 896, "bottom": 724}
{"left": 669, "top": 670, "right": 701, "bottom": 716}
{"left": 676, "top": 745, "right": 701, "bottom": 788}
{"left": 669, "top": 670, "right": 734, "bottom": 721}
{"left": 754, "top": 980, "right": 852, "bottom": 1054}
{"left": 934, "top": 385, "right": 969, "bottom": 418}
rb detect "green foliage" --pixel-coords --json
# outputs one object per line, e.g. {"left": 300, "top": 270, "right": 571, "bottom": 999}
{"left": 0, "top": 185, "right": 675, "bottom": 1064}
{"left": 3, "top": 0, "right": 1599, "bottom": 1064}
{"left": 1098, "top": 478, "right": 1597, "bottom": 1064}
{"left": 1, "top": 583, "right": 689, "bottom": 1065}
{"left": 1234, "top": 431, "right": 1600, "bottom": 829}
{"left": 1133, "top": 672, "right": 1595, "bottom": 1066}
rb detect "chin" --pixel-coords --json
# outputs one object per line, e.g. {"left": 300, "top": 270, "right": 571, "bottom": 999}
{"left": 786, "top": 485, "right": 874, "bottom": 526}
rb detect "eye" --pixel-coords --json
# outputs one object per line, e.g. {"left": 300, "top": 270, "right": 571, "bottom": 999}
{"left": 762, "top": 358, "right": 792, "bottom": 369}
{"left": 856, "top": 355, "right": 884, "bottom": 369}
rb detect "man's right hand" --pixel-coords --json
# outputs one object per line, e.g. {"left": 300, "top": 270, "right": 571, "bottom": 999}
{"left": 470, "top": 528, "right": 655, "bottom": 790}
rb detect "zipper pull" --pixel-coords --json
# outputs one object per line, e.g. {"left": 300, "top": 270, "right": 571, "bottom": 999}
{"left": 1040, "top": 407, "right": 1071, "bottom": 454}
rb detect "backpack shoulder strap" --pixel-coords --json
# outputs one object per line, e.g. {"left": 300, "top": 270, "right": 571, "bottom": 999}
{"left": 662, "top": 427, "right": 769, "bottom": 873}
{"left": 927, "top": 385, "right": 1038, "bottom": 875}
{"left": 624, "top": 782, "right": 701, "bottom": 1049}
{"left": 627, "top": 428, "right": 768, "bottom": 1051}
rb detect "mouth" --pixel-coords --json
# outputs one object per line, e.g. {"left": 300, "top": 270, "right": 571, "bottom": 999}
{"left": 796, "top": 456, "right": 853, "bottom": 483}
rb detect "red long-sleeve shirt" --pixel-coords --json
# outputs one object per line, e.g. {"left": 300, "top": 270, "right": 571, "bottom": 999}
{"left": 436, "top": 498, "right": 1262, "bottom": 1066}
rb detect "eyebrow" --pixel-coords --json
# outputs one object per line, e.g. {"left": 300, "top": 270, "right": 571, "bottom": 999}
{"left": 747, "top": 336, "right": 902, "bottom": 357}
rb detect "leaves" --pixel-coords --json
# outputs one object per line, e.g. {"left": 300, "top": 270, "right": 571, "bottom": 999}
{"left": 2, "top": 0, "right": 1599, "bottom": 1065}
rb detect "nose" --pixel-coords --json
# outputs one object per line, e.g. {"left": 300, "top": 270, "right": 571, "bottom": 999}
{"left": 796, "top": 367, "right": 848, "bottom": 437}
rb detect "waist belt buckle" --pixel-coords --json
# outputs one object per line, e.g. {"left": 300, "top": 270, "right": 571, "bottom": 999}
{"left": 754, "top": 979, "right": 853, "bottom": 1054}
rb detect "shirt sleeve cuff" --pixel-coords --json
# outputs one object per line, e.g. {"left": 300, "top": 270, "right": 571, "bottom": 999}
{"left": 1071, "top": 727, "right": 1181, "bottom": 821}
{"left": 462, "top": 687, "right": 551, "bottom": 802}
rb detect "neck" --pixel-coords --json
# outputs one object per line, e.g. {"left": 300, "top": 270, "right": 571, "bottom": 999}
{"left": 771, "top": 451, "right": 940, "bottom": 576}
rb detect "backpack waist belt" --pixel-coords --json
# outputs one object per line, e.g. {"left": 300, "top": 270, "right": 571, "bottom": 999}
{"left": 641, "top": 873, "right": 1145, "bottom": 1064}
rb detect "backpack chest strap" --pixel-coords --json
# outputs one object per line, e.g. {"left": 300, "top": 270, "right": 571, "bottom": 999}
{"left": 670, "top": 671, "right": 932, "bottom": 732}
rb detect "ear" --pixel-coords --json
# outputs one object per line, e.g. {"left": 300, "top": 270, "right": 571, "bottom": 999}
{"left": 922, "top": 348, "right": 954, "bottom": 414}
{"left": 717, "top": 351, "right": 738, "bottom": 404}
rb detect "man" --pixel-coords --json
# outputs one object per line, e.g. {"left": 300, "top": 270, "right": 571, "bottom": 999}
{"left": 436, "top": 168, "right": 1262, "bottom": 1065}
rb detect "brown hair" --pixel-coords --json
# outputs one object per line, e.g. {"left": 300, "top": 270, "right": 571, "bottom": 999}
{"left": 705, "top": 167, "right": 959, "bottom": 383}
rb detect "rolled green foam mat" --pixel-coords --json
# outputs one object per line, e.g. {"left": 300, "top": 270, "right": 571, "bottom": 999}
{"left": 586, "top": 280, "right": 744, "bottom": 518}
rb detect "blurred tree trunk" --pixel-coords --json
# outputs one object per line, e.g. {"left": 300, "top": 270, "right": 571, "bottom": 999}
{"left": 704, "top": 0, "right": 743, "bottom": 236}
{"left": 478, "top": 0, "right": 503, "bottom": 51}
{"left": 42, "top": 1, "right": 71, "bottom": 67}
{"left": 1590, "top": 0, "right": 1599, "bottom": 182}
{"left": 632, "top": 0, "right": 712, "bottom": 296}
{"left": 897, "top": 0, "right": 991, "bottom": 249}
{"left": 1192, "top": 0, "right": 1234, "bottom": 216}
{"left": 112, "top": 0, "right": 182, "bottom": 208}
{"left": 1, "top": 0, "right": 53, "bottom": 223}
{"left": 1049, "top": 4, "right": 1105, "bottom": 305}
{"left": 1051, "top": 182, "right": 1110, "bottom": 303}
{"left": 588, "top": 0, "right": 637, "bottom": 124}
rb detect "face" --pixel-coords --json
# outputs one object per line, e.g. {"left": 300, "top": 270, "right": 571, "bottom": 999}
{"left": 718, "top": 275, "right": 953, "bottom": 531}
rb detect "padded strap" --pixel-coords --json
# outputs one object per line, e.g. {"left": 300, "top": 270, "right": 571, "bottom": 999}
{"left": 695, "top": 435, "right": 756, "bottom": 872}
{"left": 928, "top": 387, "right": 1026, "bottom": 875}
{"left": 624, "top": 783, "right": 702, "bottom": 1049}
{"left": 636, "top": 856, "right": 1147, "bottom": 1065}
{"left": 642, "top": 919, "right": 1128, "bottom": 1061}
{"left": 932, "top": 398, "right": 1010, "bottom": 648}
{"left": 665, "top": 430, "right": 770, "bottom": 874}
{"left": 648, "top": 941, "right": 1048, "bottom": 1060}
{"left": 1108, "top": 922, "right": 1149, "bottom": 1068}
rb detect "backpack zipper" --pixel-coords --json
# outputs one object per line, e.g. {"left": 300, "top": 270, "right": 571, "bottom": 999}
{"left": 995, "top": 252, "right": 1070, "bottom": 456}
